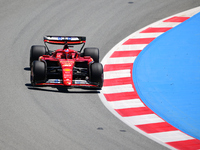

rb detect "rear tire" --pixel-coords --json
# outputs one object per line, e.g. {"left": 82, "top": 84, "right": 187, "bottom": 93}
{"left": 89, "top": 63, "right": 103, "bottom": 88}
{"left": 30, "top": 45, "right": 46, "bottom": 67}
{"left": 31, "top": 61, "right": 46, "bottom": 85}
{"left": 83, "top": 47, "right": 99, "bottom": 62}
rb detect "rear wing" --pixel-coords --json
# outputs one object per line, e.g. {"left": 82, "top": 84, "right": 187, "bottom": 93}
{"left": 44, "top": 35, "right": 86, "bottom": 53}
{"left": 44, "top": 35, "right": 86, "bottom": 45}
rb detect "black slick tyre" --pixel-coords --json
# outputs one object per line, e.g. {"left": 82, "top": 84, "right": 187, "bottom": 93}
{"left": 31, "top": 61, "right": 46, "bottom": 85}
{"left": 83, "top": 47, "right": 99, "bottom": 62}
{"left": 30, "top": 45, "right": 46, "bottom": 67}
{"left": 89, "top": 63, "right": 103, "bottom": 88}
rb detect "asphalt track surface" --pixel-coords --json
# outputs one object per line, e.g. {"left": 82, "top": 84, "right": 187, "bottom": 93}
{"left": 0, "top": 1, "right": 200, "bottom": 150}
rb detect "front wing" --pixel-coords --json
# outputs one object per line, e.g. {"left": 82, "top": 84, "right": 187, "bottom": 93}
{"left": 35, "top": 79, "right": 101, "bottom": 89}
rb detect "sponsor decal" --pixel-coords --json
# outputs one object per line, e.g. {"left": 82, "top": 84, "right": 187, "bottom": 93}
{"left": 64, "top": 68, "right": 71, "bottom": 71}
{"left": 66, "top": 37, "right": 79, "bottom": 41}
{"left": 46, "top": 79, "right": 61, "bottom": 83}
{"left": 63, "top": 73, "right": 71, "bottom": 78}
{"left": 58, "top": 37, "right": 62, "bottom": 40}
{"left": 66, "top": 37, "right": 71, "bottom": 40}
{"left": 54, "top": 79, "right": 59, "bottom": 83}
{"left": 60, "top": 60, "right": 74, "bottom": 67}
{"left": 74, "top": 80, "right": 87, "bottom": 84}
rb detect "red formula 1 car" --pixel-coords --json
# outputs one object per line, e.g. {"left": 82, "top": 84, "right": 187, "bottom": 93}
{"left": 30, "top": 36, "right": 103, "bottom": 89}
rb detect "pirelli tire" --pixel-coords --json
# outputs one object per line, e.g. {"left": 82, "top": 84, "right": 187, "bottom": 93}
{"left": 89, "top": 62, "right": 103, "bottom": 88}
{"left": 30, "top": 45, "right": 46, "bottom": 67}
{"left": 31, "top": 61, "right": 46, "bottom": 85}
{"left": 83, "top": 47, "right": 99, "bottom": 62}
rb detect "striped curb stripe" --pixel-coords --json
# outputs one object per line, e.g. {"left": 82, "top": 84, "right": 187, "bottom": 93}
{"left": 99, "top": 7, "right": 200, "bottom": 150}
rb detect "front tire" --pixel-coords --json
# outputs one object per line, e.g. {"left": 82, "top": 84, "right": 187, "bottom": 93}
{"left": 31, "top": 61, "right": 46, "bottom": 85}
{"left": 89, "top": 63, "right": 103, "bottom": 88}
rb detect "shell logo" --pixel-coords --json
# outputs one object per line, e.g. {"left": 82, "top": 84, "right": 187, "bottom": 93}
{"left": 64, "top": 68, "right": 71, "bottom": 71}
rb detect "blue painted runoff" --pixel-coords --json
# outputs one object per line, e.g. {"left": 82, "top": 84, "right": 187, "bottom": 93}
{"left": 133, "top": 12, "right": 200, "bottom": 140}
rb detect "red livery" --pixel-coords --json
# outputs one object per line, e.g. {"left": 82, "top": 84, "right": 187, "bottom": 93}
{"left": 30, "top": 36, "right": 103, "bottom": 89}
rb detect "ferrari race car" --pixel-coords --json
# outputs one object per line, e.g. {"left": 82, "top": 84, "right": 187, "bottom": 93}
{"left": 30, "top": 36, "right": 103, "bottom": 89}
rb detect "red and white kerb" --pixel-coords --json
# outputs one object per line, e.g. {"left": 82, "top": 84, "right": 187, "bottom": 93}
{"left": 99, "top": 7, "right": 200, "bottom": 150}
